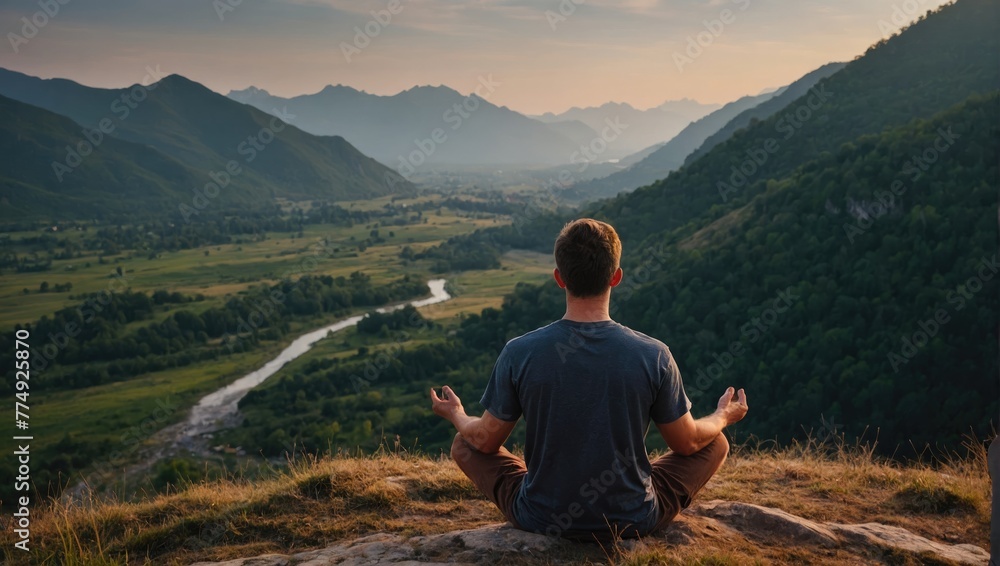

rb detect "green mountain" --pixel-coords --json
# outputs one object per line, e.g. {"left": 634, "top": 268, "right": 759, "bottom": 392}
{"left": 608, "top": 92, "right": 998, "bottom": 450}
{"left": 594, "top": 0, "right": 999, "bottom": 246}
{"left": 0, "top": 94, "right": 205, "bottom": 220}
{"left": 0, "top": 71, "right": 413, "bottom": 220}
{"left": 682, "top": 62, "right": 848, "bottom": 167}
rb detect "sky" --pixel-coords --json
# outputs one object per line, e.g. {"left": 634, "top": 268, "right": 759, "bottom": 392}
{"left": 0, "top": 0, "right": 949, "bottom": 115}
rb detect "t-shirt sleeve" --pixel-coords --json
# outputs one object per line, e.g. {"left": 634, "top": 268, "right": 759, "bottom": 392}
{"left": 649, "top": 347, "right": 692, "bottom": 425}
{"left": 480, "top": 344, "right": 523, "bottom": 422}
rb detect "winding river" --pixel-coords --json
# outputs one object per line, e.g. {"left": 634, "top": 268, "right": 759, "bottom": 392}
{"left": 175, "top": 279, "right": 451, "bottom": 447}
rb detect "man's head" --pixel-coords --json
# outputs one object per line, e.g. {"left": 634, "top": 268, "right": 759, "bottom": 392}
{"left": 553, "top": 218, "right": 623, "bottom": 298}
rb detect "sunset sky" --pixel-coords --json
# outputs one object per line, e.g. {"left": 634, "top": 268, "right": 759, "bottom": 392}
{"left": 0, "top": 0, "right": 948, "bottom": 115}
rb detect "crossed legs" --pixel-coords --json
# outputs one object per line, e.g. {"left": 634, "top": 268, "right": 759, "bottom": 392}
{"left": 450, "top": 432, "right": 729, "bottom": 535}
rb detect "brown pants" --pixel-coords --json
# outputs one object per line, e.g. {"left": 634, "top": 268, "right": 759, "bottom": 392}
{"left": 450, "top": 433, "right": 729, "bottom": 536}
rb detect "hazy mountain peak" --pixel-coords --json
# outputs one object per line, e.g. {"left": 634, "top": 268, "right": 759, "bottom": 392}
{"left": 398, "top": 84, "right": 463, "bottom": 97}
{"left": 229, "top": 85, "right": 272, "bottom": 97}
{"left": 155, "top": 73, "right": 206, "bottom": 91}
{"left": 317, "top": 83, "right": 363, "bottom": 96}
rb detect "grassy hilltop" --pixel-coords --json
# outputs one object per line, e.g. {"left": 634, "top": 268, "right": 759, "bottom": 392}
{"left": 2, "top": 438, "right": 990, "bottom": 565}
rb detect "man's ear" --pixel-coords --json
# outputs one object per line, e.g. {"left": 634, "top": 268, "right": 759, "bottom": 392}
{"left": 553, "top": 268, "right": 567, "bottom": 289}
{"left": 609, "top": 267, "right": 624, "bottom": 288}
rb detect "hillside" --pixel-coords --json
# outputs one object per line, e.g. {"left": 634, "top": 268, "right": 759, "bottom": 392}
{"left": 604, "top": 93, "right": 999, "bottom": 451}
{"left": 0, "top": 70, "right": 413, "bottom": 215}
{"left": 681, "top": 62, "right": 847, "bottom": 167}
{"left": 0, "top": 95, "right": 206, "bottom": 220}
{"left": 594, "top": 0, "right": 999, "bottom": 244}
{"left": 2, "top": 440, "right": 989, "bottom": 564}
{"left": 228, "top": 83, "right": 587, "bottom": 166}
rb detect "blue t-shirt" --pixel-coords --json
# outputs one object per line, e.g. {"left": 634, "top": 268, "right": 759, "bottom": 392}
{"left": 480, "top": 319, "right": 692, "bottom": 538}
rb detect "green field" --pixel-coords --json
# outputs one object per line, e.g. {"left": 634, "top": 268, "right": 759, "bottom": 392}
{"left": 0, "top": 195, "right": 509, "bottom": 330}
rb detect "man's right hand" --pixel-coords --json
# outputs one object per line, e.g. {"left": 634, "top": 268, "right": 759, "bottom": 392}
{"left": 716, "top": 387, "right": 748, "bottom": 426}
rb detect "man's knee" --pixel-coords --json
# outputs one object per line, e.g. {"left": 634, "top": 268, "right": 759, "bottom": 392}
{"left": 713, "top": 433, "right": 730, "bottom": 455}
{"left": 710, "top": 433, "right": 730, "bottom": 464}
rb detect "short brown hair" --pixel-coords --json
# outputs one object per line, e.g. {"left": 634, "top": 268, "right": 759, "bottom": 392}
{"left": 553, "top": 218, "right": 622, "bottom": 297}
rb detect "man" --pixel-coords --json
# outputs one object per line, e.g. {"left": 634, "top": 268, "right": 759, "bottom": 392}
{"left": 430, "top": 218, "right": 748, "bottom": 540}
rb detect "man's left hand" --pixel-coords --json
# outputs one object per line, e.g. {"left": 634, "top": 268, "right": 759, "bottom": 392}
{"left": 431, "top": 385, "right": 465, "bottom": 421}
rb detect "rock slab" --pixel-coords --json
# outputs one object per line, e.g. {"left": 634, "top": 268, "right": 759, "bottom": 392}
{"left": 192, "top": 501, "right": 990, "bottom": 565}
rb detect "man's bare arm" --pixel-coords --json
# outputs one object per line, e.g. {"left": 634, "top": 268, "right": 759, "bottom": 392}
{"left": 430, "top": 385, "right": 516, "bottom": 454}
{"left": 657, "top": 387, "right": 748, "bottom": 456}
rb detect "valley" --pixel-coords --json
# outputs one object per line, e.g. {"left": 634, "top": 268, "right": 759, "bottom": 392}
{"left": 0, "top": 1, "right": 996, "bottom": 562}
{"left": 0, "top": 192, "right": 554, "bottom": 504}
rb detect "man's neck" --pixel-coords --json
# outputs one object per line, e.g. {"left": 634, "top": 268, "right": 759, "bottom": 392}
{"left": 562, "top": 293, "right": 612, "bottom": 323}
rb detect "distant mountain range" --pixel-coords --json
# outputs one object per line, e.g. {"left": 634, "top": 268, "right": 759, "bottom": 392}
{"left": 532, "top": 98, "right": 721, "bottom": 158}
{"left": 229, "top": 84, "right": 591, "bottom": 167}
{"left": 570, "top": 62, "right": 847, "bottom": 201}
{"left": 229, "top": 86, "right": 722, "bottom": 168}
{"left": 0, "top": 70, "right": 413, "bottom": 220}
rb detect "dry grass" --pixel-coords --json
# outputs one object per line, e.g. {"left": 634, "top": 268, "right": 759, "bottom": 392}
{"left": 1, "top": 437, "right": 990, "bottom": 565}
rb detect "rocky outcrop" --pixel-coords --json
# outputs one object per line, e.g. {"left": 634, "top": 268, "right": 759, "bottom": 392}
{"left": 192, "top": 501, "right": 990, "bottom": 565}
{"left": 698, "top": 500, "right": 989, "bottom": 565}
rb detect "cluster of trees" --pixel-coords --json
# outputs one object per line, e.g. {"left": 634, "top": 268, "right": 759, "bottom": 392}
{"left": 227, "top": 331, "right": 499, "bottom": 457}
{"left": 356, "top": 304, "right": 432, "bottom": 335}
{"left": 414, "top": 210, "right": 566, "bottom": 272}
